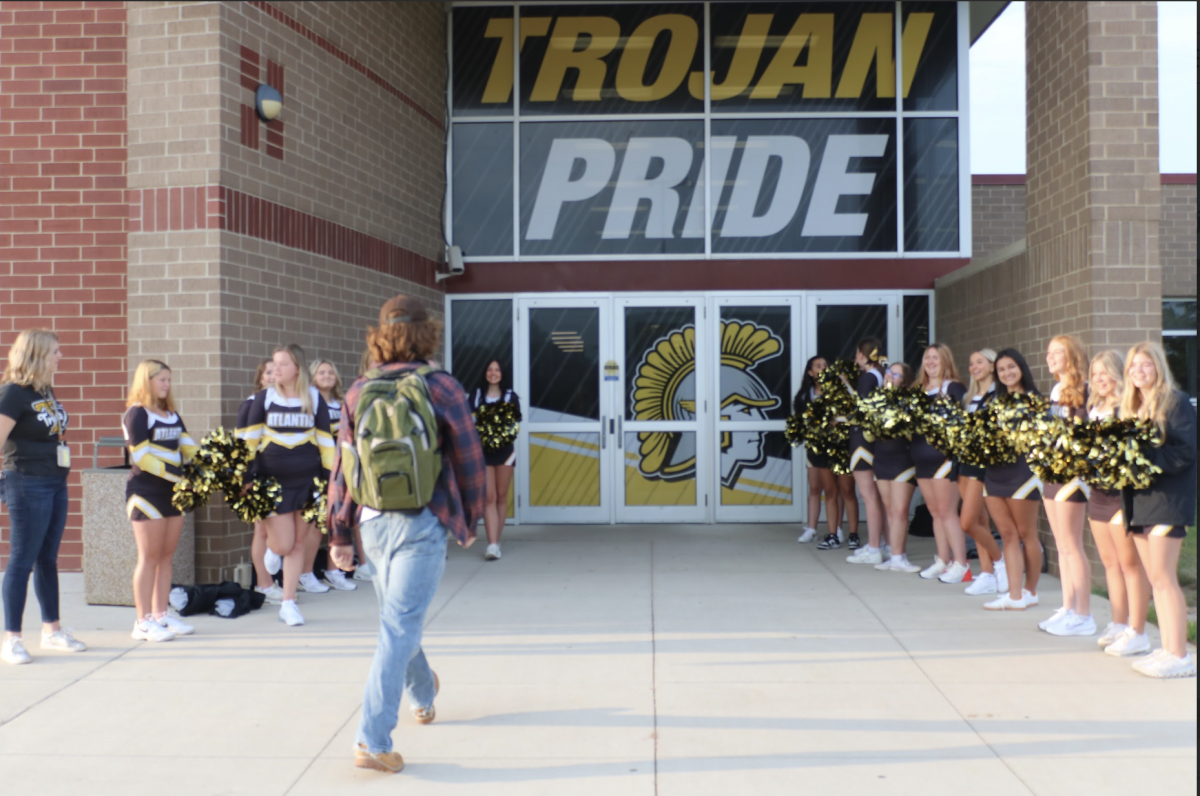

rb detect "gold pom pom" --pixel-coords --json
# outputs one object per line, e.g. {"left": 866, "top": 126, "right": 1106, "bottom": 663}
{"left": 302, "top": 477, "right": 330, "bottom": 531}
{"left": 473, "top": 400, "right": 521, "bottom": 452}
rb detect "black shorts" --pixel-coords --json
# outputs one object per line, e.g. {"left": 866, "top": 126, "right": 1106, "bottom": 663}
{"left": 484, "top": 443, "right": 516, "bottom": 468}
{"left": 1043, "top": 479, "right": 1090, "bottom": 503}
{"left": 806, "top": 450, "right": 830, "bottom": 469}
{"left": 848, "top": 429, "right": 874, "bottom": 472}
{"left": 872, "top": 439, "right": 915, "bottom": 483}
{"left": 911, "top": 437, "right": 954, "bottom": 480}
{"left": 1128, "top": 524, "right": 1187, "bottom": 539}
{"left": 125, "top": 486, "right": 181, "bottom": 522}
{"left": 984, "top": 459, "right": 1042, "bottom": 501}
{"left": 1087, "top": 488, "right": 1123, "bottom": 524}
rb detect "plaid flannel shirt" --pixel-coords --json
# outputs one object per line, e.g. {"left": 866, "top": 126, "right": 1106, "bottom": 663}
{"left": 327, "top": 361, "right": 486, "bottom": 547}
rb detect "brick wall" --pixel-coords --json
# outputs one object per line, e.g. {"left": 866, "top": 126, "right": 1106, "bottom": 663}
{"left": 971, "top": 179, "right": 1026, "bottom": 261}
{"left": 0, "top": 0, "right": 127, "bottom": 571}
{"left": 1161, "top": 180, "right": 1197, "bottom": 298}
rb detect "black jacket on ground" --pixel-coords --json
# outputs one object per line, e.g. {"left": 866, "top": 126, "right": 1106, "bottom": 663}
{"left": 1122, "top": 390, "right": 1197, "bottom": 528}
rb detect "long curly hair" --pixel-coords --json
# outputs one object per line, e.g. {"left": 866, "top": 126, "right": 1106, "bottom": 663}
{"left": 1049, "top": 334, "right": 1088, "bottom": 408}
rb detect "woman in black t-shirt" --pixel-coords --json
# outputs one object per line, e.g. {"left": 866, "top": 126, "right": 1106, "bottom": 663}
{"left": 1, "top": 330, "right": 88, "bottom": 665}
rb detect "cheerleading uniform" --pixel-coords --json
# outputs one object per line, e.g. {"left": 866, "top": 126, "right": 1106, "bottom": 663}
{"left": 325, "top": 397, "right": 342, "bottom": 439}
{"left": 236, "top": 386, "right": 335, "bottom": 515}
{"left": 912, "top": 381, "right": 967, "bottom": 480}
{"left": 471, "top": 388, "right": 521, "bottom": 468}
{"left": 1122, "top": 389, "right": 1196, "bottom": 540}
{"left": 1086, "top": 406, "right": 1123, "bottom": 525}
{"left": 122, "top": 406, "right": 199, "bottom": 522}
{"left": 849, "top": 369, "right": 884, "bottom": 472}
{"left": 1042, "top": 382, "right": 1091, "bottom": 503}
{"left": 958, "top": 385, "right": 996, "bottom": 482}
{"left": 983, "top": 391, "right": 1042, "bottom": 501}
{"left": 873, "top": 436, "right": 915, "bottom": 483}
{"left": 794, "top": 386, "right": 830, "bottom": 469}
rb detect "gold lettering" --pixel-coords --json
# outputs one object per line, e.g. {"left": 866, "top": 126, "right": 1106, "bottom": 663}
{"left": 481, "top": 17, "right": 551, "bottom": 104}
{"left": 615, "top": 14, "right": 698, "bottom": 102}
{"left": 530, "top": 17, "right": 621, "bottom": 102}
{"left": 750, "top": 14, "right": 834, "bottom": 99}
{"left": 688, "top": 14, "right": 773, "bottom": 100}
{"left": 835, "top": 12, "right": 935, "bottom": 99}
{"left": 835, "top": 13, "right": 893, "bottom": 98}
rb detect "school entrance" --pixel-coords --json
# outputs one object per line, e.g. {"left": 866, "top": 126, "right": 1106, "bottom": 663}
{"left": 447, "top": 291, "right": 924, "bottom": 525}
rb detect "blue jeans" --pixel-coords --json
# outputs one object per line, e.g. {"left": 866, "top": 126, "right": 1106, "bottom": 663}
{"left": 2, "top": 471, "right": 69, "bottom": 633}
{"left": 355, "top": 507, "right": 447, "bottom": 753}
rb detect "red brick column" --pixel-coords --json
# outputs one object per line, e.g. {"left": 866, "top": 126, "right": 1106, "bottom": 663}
{"left": 0, "top": 0, "right": 127, "bottom": 571}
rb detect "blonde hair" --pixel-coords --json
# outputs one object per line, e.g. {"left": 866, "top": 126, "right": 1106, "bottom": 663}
{"left": 274, "top": 344, "right": 314, "bottom": 414}
{"left": 1119, "top": 341, "right": 1177, "bottom": 439}
{"left": 1050, "top": 334, "right": 1088, "bottom": 408}
{"left": 3, "top": 330, "right": 60, "bottom": 391}
{"left": 126, "top": 359, "right": 176, "bottom": 413}
{"left": 964, "top": 348, "right": 997, "bottom": 407}
{"left": 1087, "top": 350, "right": 1125, "bottom": 413}
{"left": 309, "top": 358, "right": 344, "bottom": 402}
{"left": 918, "top": 343, "right": 962, "bottom": 390}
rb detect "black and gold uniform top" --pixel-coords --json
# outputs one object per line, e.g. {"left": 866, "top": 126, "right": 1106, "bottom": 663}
{"left": 236, "top": 386, "right": 334, "bottom": 486}
{"left": 122, "top": 406, "right": 199, "bottom": 492}
{"left": 325, "top": 397, "right": 342, "bottom": 439}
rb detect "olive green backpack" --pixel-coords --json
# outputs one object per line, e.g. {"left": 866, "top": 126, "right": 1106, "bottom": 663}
{"left": 343, "top": 365, "right": 442, "bottom": 510}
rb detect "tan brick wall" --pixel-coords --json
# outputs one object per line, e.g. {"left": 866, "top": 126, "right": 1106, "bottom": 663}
{"left": 1161, "top": 182, "right": 1197, "bottom": 298}
{"left": 972, "top": 182, "right": 1026, "bottom": 261}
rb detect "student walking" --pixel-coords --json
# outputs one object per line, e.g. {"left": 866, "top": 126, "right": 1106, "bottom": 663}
{"left": 1, "top": 330, "right": 88, "bottom": 665}
{"left": 327, "top": 294, "right": 486, "bottom": 773}
{"left": 122, "top": 360, "right": 200, "bottom": 642}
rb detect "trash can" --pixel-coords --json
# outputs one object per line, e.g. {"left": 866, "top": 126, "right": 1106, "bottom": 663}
{"left": 82, "top": 437, "right": 195, "bottom": 606}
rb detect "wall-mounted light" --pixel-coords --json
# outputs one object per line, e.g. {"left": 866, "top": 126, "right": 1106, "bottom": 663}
{"left": 255, "top": 84, "right": 282, "bottom": 122}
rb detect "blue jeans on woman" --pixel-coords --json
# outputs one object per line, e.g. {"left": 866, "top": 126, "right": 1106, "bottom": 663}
{"left": 2, "top": 472, "right": 69, "bottom": 633}
{"left": 355, "top": 506, "right": 447, "bottom": 754}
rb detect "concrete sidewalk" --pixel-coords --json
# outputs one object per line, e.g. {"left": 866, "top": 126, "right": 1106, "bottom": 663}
{"left": 1, "top": 524, "right": 1195, "bottom": 795}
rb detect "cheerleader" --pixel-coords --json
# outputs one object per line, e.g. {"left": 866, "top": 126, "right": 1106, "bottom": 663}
{"left": 959, "top": 349, "right": 1007, "bottom": 596}
{"left": 794, "top": 357, "right": 842, "bottom": 544}
{"left": 302, "top": 359, "right": 356, "bottom": 592}
{"left": 240, "top": 360, "right": 281, "bottom": 604}
{"left": 1120, "top": 342, "right": 1196, "bottom": 678}
{"left": 122, "top": 360, "right": 199, "bottom": 641}
{"left": 913, "top": 344, "right": 971, "bottom": 583}
{"left": 871, "top": 363, "right": 922, "bottom": 574}
{"left": 843, "top": 338, "right": 889, "bottom": 564}
{"left": 1040, "top": 335, "right": 1096, "bottom": 636}
{"left": 237, "top": 344, "right": 335, "bottom": 626}
{"left": 470, "top": 360, "right": 521, "bottom": 561}
{"left": 982, "top": 349, "right": 1044, "bottom": 611}
{"left": 1086, "top": 351, "right": 1151, "bottom": 657}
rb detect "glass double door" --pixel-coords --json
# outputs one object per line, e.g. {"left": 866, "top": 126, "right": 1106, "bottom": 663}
{"left": 516, "top": 296, "right": 803, "bottom": 524}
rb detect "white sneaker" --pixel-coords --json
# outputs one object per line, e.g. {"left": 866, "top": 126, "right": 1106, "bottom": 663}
{"left": 1038, "top": 607, "right": 1071, "bottom": 631}
{"left": 887, "top": 555, "right": 922, "bottom": 573}
{"left": 1, "top": 636, "right": 32, "bottom": 665}
{"left": 255, "top": 584, "right": 284, "bottom": 605}
{"left": 1137, "top": 651, "right": 1197, "bottom": 679}
{"left": 279, "top": 600, "right": 304, "bottom": 626}
{"left": 1132, "top": 648, "right": 1169, "bottom": 674}
{"left": 264, "top": 547, "right": 283, "bottom": 575}
{"left": 41, "top": 628, "right": 86, "bottom": 652}
{"left": 919, "top": 557, "right": 948, "bottom": 580}
{"left": 132, "top": 618, "right": 175, "bottom": 642}
{"left": 324, "top": 569, "right": 357, "bottom": 591}
{"left": 983, "top": 593, "right": 1028, "bottom": 611}
{"left": 1097, "top": 622, "right": 1129, "bottom": 648}
{"left": 845, "top": 546, "right": 883, "bottom": 565}
{"left": 938, "top": 561, "right": 971, "bottom": 584}
{"left": 156, "top": 614, "right": 194, "bottom": 636}
{"left": 1104, "top": 628, "right": 1152, "bottom": 657}
{"left": 874, "top": 557, "right": 895, "bottom": 571}
{"left": 353, "top": 560, "right": 375, "bottom": 582}
{"left": 299, "top": 572, "right": 330, "bottom": 593}
{"left": 797, "top": 527, "right": 818, "bottom": 543}
{"left": 995, "top": 558, "right": 1009, "bottom": 593}
{"left": 1023, "top": 590, "right": 1039, "bottom": 606}
{"left": 965, "top": 571, "right": 998, "bottom": 595}
{"left": 1047, "top": 613, "right": 1096, "bottom": 637}
{"left": 485, "top": 544, "right": 501, "bottom": 561}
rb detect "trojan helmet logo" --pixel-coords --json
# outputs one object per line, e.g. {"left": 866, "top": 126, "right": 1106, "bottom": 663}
{"left": 632, "top": 320, "right": 782, "bottom": 487}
